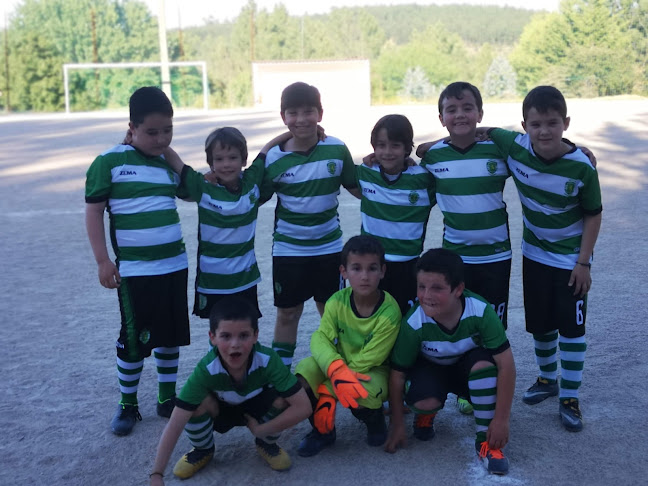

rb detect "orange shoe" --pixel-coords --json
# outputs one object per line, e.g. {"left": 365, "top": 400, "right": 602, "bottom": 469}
{"left": 476, "top": 441, "right": 509, "bottom": 475}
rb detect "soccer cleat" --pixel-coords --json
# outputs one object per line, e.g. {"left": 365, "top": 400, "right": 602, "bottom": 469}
{"left": 297, "top": 428, "right": 337, "bottom": 457}
{"left": 156, "top": 396, "right": 175, "bottom": 418}
{"left": 255, "top": 439, "right": 292, "bottom": 471}
{"left": 476, "top": 441, "right": 509, "bottom": 475}
{"left": 173, "top": 446, "right": 215, "bottom": 479}
{"left": 522, "top": 377, "right": 559, "bottom": 405}
{"left": 457, "top": 396, "right": 474, "bottom": 415}
{"left": 559, "top": 399, "right": 584, "bottom": 432}
{"left": 412, "top": 413, "right": 436, "bottom": 441}
{"left": 110, "top": 403, "right": 142, "bottom": 436}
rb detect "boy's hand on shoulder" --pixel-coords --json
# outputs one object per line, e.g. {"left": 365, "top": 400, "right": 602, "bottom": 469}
{"left": 384, "top": 422, "right": 407, "bottom": 453}
{"left": 486, "top": 416, "right": 509, "bottom": 450}
{"left": 569, "top": 264, "right": 591, "bottom": 297}
{"left": 123, "top": 129, "right": 133, "bottom": 145}
{"left": 362, "top": 152, "right": 377, "bottom": 167}
{"left": 98, "top": 260, "right": 121, "bottom": 289}
{"left": 579, "top": 145, "right": 597, "bottom": 167}
{"left": 317, "top": 124, "right": 327, "bottom": 142}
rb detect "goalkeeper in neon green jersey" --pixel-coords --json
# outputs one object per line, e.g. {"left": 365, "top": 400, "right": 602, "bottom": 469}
{"left": 294, "top": 235, "right": 401, "bottom": 457}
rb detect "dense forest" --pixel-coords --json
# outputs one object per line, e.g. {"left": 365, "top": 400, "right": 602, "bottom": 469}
{"left": 0, "top": 0, "right": 645, "bottom": 112}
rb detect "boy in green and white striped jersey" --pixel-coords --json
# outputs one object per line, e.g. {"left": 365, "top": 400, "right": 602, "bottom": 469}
{"left": 260, "top": 82, "right": 359, "bottom": 368}
{"left": 385, "top": 249, "right": 515, "bottom": 475}
{"left": 487, "top": 86, "right": 602, "bottom": 432}
{"left": 86, "top": 87, "right": 190, "bottom": 436}
{"left": 356, "top": 114, "right": 436, "bottom": 315}
{"left": 417, "top": 82, "right": 512, "bottom": 330}
{"left": 162, "top": 127, "right": 282, "bottom": 323}
{"left": 149, "top": 297, "right": 312, "bottom": 484}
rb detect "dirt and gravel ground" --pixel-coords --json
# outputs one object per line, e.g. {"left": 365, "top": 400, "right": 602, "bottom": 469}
{"left": 1, "top": 98, "right": 647, "bottom": 486}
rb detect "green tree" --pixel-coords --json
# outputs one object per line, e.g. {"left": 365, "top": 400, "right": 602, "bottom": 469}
{"left": 483, "top": 55, "right": 517, "bottom": 99}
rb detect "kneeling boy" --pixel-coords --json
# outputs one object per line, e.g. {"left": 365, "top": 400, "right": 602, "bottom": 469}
{"left": 295, "top": 235, "right": 401, "bottom": 456}
{"left": 385, "top": 248, "right": 515, "bottom": 475}
{"left": 149, "top": 297, "right": 312, "bottom": 485}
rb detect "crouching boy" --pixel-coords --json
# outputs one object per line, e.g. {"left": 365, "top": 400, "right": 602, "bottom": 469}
{"left": 149, "top": 297, "right": 312, "bottom": 485}
{"left": 385, "top": 249, "right": 515, "bottom": 475}
{"left": 294, "top": 235, "right": 401, "bottom": 456}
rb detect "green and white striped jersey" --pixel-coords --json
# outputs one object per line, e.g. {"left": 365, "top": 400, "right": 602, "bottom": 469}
{"left": 85, "top": 144, "right": 187, "bottom": 277}
{"left": 391, "top": 290, "right": 508, "bottom": 369}
{"left": 356, "top": 164, "right": 436, "bottom": 262}
{"left": 177, "top": 343, "right": 300, "bottom": 407}
{"left": 489, "top": 129, "right": 602, "bottom": 270}
{"left": 262, "top": 137, "right": 357, "bottom": 256}
{"left": 421, "top": 141, "right": 511, "bottom": 263}
{"left": 180, "top": 158, "right": 264, "bottom": 294}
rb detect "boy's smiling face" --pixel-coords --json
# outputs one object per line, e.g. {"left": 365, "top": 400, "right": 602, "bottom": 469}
{"left": 340, "top": 252, "right": 385, "bottom": 299}
{"left": 209, "top": 142, "right": 245, "bottom": 190}
{"left": 209, "top": 319, "right": 258, "bottom": 375}
{"left": 129, "top": 113, "right": 173, "bottom": 157}
{"left": 439, "top": 89, "right": 483, "bottom": 145}
{"left": 522, "top": 107, "right": 571, "bottom": 160}
{"left": 281, "top": 105, "right": 322, "bottom": 145}
{"left": 373, "top": 127, "right": 407, "bottom": 175}
{"left": 416, "top": 270, "right": 464, "bottom": 322}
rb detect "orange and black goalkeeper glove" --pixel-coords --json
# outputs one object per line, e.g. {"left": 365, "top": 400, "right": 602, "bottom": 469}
{"left": 327, "top": 359, "right": 370, "bottom": 409}
{"left": 313, "top": 384, "right": 336, "bottom": 434}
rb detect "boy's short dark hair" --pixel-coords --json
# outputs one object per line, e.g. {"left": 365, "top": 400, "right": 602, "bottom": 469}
{"left": 209, "top": 296, "right": 259, "bottom": 334}
{"left": 416, "top": 248, "right": 464, "bottom": 290}
{"left": 522, "top": 85, "right": 568, "bottom": 120}
{"left": 129, "top": 86, "right": 173, "bottom": 126}
{"left": 280, "top": 82, "right": 323, "bottom": 114}
{"left": 204, "top": 127, "right": 248, "bottom": 167}
{"left": 370, "top": 114, "right": 414, "bottom": 157}
{"left": 438, "top": 82, "right": 483, "bottom": 114}
{"left": 341, "top": 235, "right": 386, "bottom": 267}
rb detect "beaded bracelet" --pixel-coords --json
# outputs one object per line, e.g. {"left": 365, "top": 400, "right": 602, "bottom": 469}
{"left": 149, "top": 472, "right": 164, "bottom": 478}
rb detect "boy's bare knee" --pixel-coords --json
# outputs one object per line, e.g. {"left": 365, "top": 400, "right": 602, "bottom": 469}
{"left": 271, "top": 397, "right": 288, "bottom": 410}
{"left": 194, "top": 394, "right": 219, "bottom": 417}
{"left": 471, "top": 360, "right": 496, "bottom": 372}
{"left": 276, "top": 305, "right": 304, "bottom": 327}
{"left": 413, "top": 397, "right": 442, "bottom": 411}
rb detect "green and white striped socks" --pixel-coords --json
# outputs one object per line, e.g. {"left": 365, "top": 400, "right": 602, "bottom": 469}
{"left": 154, "top": 346, "right": 179, "bottom": 403}
{"left": 117, "top": 357, "right": 143, "bottom": 406}
{"left": 559, "top": 335, "right": 586, "bottom": 400}
{"left": 469, "top": 365, "right": 498, "bottom": 444}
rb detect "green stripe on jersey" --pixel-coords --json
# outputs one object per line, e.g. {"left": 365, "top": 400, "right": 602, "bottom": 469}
{"left": 263, "top": 136, "right": 356, "bottom": 255}
{"left": 178, "top": 343, "right": 298, "bottom": 406}
{"left": 391, "top": 290, "right": 508, "bottom": 369}
{"left": 181, "top": 162, "right": 263, "bottom": 294}
{"left": 85, "top": 145, "right": 187, "bottom": 277}
{"left": 421, "top": 141, "right": 510, "bottom": 262}
{"left": 489, "top": 129, "right": 601, "bottom": 269}
{"left": 357, "top": 164, "right": 435, "bottom": 260}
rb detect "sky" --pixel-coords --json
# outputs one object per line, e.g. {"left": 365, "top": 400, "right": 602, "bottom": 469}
{"left": 0, "top": 0, "right": 561, "bottom": 29}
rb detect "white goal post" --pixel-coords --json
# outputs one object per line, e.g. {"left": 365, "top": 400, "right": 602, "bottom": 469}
{"left": 62, "top": 61, "right": 209, "bottom": 114}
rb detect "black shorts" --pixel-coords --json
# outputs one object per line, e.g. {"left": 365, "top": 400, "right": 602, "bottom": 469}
{"left": 464, "top": 259, "right": 511, "bottom": 329}
{"left": 405, "top": 348, "right": 496, "bottom": 406}
{"left": 116, "top": 269, "right": 190, "bottom": 361}
{"left": 193, "top": 286, "right": 262, "bottom": 320}
{"left": 523, "top": 257, "right": 587, "bottom": 338}
{"left": 273, "top": 254, "right": 344, "bottom": 308}
{"left": 381, "top": 259, "right": 418, "bottom": 316}
{"left": 212, "top": 387, "right": 278, "bottom": 434}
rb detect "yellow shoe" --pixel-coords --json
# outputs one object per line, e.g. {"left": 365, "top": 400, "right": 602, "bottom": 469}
{"left": 173, "top": 446, "right": 215, "bottom": 479}
{"left": 255, "top": 439, "right": 292, "bottom": 471}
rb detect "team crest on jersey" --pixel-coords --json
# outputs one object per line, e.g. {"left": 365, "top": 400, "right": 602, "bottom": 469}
{"left": 408, "top": 191, "right": 420, "bottom": 205}
{"left": 249, "top": 192, "right": 258, "bottom": 205}
{"left": 275, "top": 282, "right": 282, "bottom": 295}
{"left": 326, "top": 161, "right": 337, "bottom": 175}
{"left": 486, "top": 160, "right": 498, "bottom": 175}
{"left": 167, "top": 170, "right": 175, "bottom": 183}
{"left": 139, "top": 329, "right": 151, "bottom": 344}
{"left": 564, "top": 180, "right": 576, "bottom": 195}
{"left": 199, "top": 294, "right": 208, "bottom": 310}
